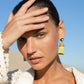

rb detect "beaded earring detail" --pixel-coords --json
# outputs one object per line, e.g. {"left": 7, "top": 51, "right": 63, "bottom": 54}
{"left": 58, "top": 38, "right": 65, "bottom": 55}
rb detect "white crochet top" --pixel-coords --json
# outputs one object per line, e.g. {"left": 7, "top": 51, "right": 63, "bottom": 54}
{"left": 0, "top": 32, "right": 84, "bottom": 84}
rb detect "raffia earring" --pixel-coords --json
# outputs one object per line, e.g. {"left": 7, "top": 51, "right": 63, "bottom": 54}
{"left": 58, "top": 38, "right": 65, "bottom": 55}
{"left": 24, "top": 57, "right": 26, "bottom": 61}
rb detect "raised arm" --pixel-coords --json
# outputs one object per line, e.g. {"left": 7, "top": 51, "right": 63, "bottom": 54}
{"left": 0, "top": 0, "right": 49, "bottom": 83}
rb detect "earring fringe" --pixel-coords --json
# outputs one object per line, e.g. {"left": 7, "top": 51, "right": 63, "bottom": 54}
{"left": 58, "top": 38, "right": 65, "bottom": 55}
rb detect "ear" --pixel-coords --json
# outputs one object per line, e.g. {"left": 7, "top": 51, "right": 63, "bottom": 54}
{"left": 58, "top": 20, "right": 65, "bottom": 40}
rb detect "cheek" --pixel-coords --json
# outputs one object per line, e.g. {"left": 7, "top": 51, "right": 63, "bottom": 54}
{"left": 38, "top": 34, "right": 58, "bottom": 59}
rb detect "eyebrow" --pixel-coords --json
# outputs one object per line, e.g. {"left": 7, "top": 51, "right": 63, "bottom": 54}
{"left": 34, "top": 28, "right": 47, "bottom": 34}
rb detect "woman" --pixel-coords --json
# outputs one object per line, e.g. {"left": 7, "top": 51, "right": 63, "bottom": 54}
{"left": 0, "top": 0, "right": 84, "bottom": 84}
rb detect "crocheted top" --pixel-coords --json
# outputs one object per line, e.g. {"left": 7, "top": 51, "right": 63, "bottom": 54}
{"left": 0, "top": 32, "right": 9, "bottom": 83}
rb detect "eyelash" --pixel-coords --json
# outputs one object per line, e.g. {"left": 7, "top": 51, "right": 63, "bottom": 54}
{"left": 18, "top": 37, "right": 26, "bottom": 41}
{"left": 18, "top": 32, "right": 46, "bottom": 41}
{"left": 35, "top": 33, "right": 46, "bottom": 38}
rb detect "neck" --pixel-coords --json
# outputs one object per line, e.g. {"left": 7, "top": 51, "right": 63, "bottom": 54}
{"left": 34, "top": 57, "right": 65, "bottom": 82}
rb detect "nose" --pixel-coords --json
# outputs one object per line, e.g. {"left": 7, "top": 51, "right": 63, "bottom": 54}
{"left": 26, "top": 37, "right": 36, "bottom": 55}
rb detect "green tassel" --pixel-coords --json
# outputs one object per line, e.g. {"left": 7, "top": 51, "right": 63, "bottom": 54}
{"left": 58, "top": 46, "right": 65, "bottom": 55}
{"left": 24, "top": 57, "right": 26, "bottom": 61}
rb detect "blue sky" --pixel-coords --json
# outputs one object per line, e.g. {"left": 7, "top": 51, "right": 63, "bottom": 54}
{"left": 0, "top": 0, "right": 84, "bottom": 70}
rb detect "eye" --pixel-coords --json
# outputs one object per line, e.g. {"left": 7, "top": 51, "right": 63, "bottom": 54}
{"left": 37, "top": 33, "right": 44, "bottom": 37}
{"left": 36, "top": 33, "right": 45, "bottom": 38}
{"left": 18, "top": 37, "right": 26, "bottom": 41}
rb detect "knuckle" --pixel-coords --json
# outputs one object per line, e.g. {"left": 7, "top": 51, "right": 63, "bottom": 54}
{"left": 18, "top": 26, "right": 22, "bottom": 30}
{"left": 29, "top": 25, "right": 34, "bottom": 29}
{"left": 36, "top": 17, "right": 41, "bottom": 21}
{"left": 14, "top": 18, "right": 22, "bottom": 30}
{"left": 22, "top": 4, "right": 25, "bottom": 8}
{"left": 41, "top": 9, "right": 44, "bottom": 12}
{"left": 33, "top": 25, "right": 38, "bottom": 28}
{"left": 22, "top": 4, "right": 27, "bottom": 9}
{"left": 17, "top": 24, "right": 22, "bottom": 31}
{"left": 15, "top": 18, "right": 20, "bottom": 25}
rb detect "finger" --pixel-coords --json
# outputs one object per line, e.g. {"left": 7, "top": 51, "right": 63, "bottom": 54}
{"left": 23, "top": 24, "right": 45, "bottom": 32}
{"left": 16, "top": 0, "right": 35, "bottom": 16}
{"left": 6, "top": 12, "right": 14, "bottom": 25}
{"left": 22, "top": 8, "right": 48, "bottom": 19}
{"left": 21, "top": 15, "right": 49, "bottom": 25}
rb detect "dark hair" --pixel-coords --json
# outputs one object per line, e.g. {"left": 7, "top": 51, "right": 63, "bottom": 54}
{"left": 13, "top": 0, "right": 60, "bottom": 26}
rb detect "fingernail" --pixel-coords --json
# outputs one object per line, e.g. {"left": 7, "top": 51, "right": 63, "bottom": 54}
{"left": 43, "top": 8, "right": 48, "bottom": 11}
{"left": 41, "top": 24, "right": 45, "bottom": 27}
{"left": 45, "top": 16, "right": 49, "bottom": 19}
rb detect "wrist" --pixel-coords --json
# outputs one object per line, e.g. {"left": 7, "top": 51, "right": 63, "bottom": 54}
{"left": 1, "top": 32, "right": 9, "bottom": 50}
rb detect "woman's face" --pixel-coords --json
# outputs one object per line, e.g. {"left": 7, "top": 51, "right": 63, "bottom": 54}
{"left": 17, "top": 7, "right": 59, "bottom": 70}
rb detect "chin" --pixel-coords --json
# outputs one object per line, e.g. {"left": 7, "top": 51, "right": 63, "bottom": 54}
{"left": 31, "top": 64, "right": 45, "bottom": 71}
{"left": 29, "top": 62, "right": 47, "bottom": 71}
{"left": 28, "top": 59, "right": 52, "bottom": 71}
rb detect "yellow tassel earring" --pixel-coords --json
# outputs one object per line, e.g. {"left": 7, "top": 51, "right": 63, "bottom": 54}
{"left": 58, "top": 38, "right": 65, "bottom": 55}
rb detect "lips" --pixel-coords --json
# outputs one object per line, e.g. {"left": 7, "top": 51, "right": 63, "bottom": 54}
{"left": 29, "top": 56, "right": 43, "bottom": 63}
